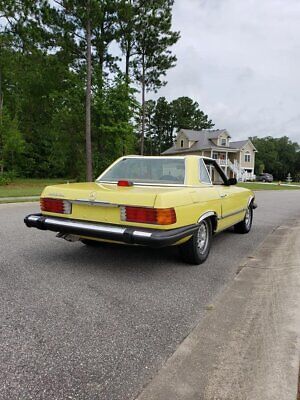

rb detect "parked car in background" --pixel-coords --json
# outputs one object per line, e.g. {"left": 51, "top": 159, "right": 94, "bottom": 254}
{"left": 256, "top": 173, "right": 274, "bottom": 182}
{"left": 24, "top": 156, "right": 257, "bottom": 265}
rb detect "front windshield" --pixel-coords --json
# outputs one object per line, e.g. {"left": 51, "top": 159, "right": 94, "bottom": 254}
{"left": 98, "top": 158, "right": 185, "bottom": 185}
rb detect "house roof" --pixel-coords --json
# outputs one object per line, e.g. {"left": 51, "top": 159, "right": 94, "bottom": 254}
{"left": 230, "top": 139, "right": 258, "bottom": 152}
{"left": 162, "top": 129, "right": 237, "bottom": 155}
{"left": 181, "top": 129, "right": 230, "bottom": 141}
{"left": 229, "top": 140, "right": 249, "bottom": 149}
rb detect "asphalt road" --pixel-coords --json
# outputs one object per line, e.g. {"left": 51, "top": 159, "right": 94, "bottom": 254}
{"left": 1, "top": 191, "right": 300, "bottom": 400}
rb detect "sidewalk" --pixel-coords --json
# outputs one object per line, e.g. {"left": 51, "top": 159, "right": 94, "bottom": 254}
{"left": 137, "top": 222, "right": 300, "bottom": 400}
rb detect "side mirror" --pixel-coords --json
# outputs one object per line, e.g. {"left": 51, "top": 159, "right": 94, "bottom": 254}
{"left": 227, "top": 178, "right": 237, "bottom": 185}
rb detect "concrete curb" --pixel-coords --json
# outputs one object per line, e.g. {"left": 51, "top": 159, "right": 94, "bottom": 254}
{"left": 136, "top": 223, "right": 300, "bottom": 400}
{"left": 0, "top": 196, "right": 39, "bottom": 203}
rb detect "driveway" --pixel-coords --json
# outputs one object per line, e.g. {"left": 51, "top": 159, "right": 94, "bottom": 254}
{"left": 0, "top": 191, "right": 300, "bottom": 400}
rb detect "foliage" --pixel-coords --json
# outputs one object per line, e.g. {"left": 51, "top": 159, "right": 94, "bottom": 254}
{"left": 0, "top": 0, "right": 182, "bottom": 179}
{"left": 130, "top": 0, "right": 180, "bottom": 153}
{"left": 250, "top": 136, "right": 300, "bottom": 180}
{"left": 0, "top": 108, "right": 24, "bottom": 174}
{"left": 0, "top": 171, "right": 15, "bottom": 185}
{"left": 94, "top": 75, "right": 138, "bottom": 173}
{"left": 141, "top": 96, "right": 214, "bottom": 155}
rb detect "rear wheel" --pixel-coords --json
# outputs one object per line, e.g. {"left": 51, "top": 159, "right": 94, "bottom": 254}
{"left": 179, "top": 218, "right": 212, "bottom": 265}
{"left": 234, "top": 204, "right": 253, "bottom": 234}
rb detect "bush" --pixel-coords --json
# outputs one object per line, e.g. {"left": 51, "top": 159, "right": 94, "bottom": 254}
{"left": 0, "top": 172, "right": 15, "bottom": 186}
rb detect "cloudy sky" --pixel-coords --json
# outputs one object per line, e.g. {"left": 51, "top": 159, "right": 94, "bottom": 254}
{"left": 156, "top": 0, "right": 300, "bottom": 142}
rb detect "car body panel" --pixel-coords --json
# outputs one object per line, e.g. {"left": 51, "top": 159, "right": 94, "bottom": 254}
{"left": 27, "top": 155, "right": 255, "bottom": 246}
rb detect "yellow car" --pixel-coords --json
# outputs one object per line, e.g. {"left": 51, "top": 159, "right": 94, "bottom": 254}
{"left": 24, "top": 156, "right": 257, "bottom": 264}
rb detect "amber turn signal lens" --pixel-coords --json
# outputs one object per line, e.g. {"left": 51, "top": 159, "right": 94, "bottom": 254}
{"left": 121, "top": 206, "right": 176, "bottom": 225}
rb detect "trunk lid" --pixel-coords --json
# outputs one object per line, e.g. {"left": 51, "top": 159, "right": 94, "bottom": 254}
{"left": 41, "top": 182, "right": 192, "bottom": 225}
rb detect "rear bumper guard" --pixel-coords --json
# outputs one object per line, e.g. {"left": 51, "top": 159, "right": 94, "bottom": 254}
{"left": 24, "top": 213, "right": 198, "bottom": 248}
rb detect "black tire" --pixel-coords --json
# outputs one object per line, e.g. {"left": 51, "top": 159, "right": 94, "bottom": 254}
{"left": 234, "top": 204, "right": 253, "bottom": 234}
{"left": 179, "top": 218, "right": 212, "bottom": 265}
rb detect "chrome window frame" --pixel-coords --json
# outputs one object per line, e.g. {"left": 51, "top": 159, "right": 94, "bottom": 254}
{"left": 199, "top": 158, "right": 212, "bottom": 185}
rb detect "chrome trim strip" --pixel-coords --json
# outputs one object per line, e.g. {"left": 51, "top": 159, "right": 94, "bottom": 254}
{"left": 247, "top": 196, "right": 255, "bottom": 207}
{"left": 197, "top": 211, "right": 218, "bottom": 224}
{"left": 71, "top": 199, "right": 118, "bottom": 207}
{"left": 133, "top": 231, "right": 152, "bottom": 238}
{"left": 27, "top": 215, "right": 40, "bottom": 222}
{"left": 44, "top": 218, "right": 126, "bottom": 234}
{"left": 96, "top": 182, "right": 214, "bottom": 188}
{"left": 219, "top": 208, "right": 246, "bottom": 220}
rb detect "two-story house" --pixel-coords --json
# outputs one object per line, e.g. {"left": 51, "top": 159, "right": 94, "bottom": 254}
{"left": 162, "top": 129, "right": 257, "bottom": 181}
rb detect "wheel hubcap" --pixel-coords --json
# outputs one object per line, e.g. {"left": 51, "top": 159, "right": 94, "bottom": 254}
{"left": 197, "top": 221, "right": 209, "bottom": 253}
{"left": 245, "top": 207, "right": 252, "bottom": 228}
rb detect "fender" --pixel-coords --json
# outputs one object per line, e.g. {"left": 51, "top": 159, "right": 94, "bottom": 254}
{"left": 247, "top": 196, "right": 257, "bottom": 208}
{"left": 197, "top": 211, "right": 219, "bottom": 232}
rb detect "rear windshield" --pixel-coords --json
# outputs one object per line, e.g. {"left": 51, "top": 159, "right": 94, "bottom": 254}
{"left": 98, "top": 158, "right": 185, "bottom": 185}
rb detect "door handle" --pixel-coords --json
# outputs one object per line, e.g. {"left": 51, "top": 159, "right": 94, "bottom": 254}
{"left": 220, "top": 194, "right": 227, "bottom": 198}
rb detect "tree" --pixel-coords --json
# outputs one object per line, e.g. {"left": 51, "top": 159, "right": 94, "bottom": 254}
{"left": 142, "top": 96, "right": 214, "bottom": 155}
{"left": 116, "top": 0, "right": 135, "bottom": 80}
{"left": 94, "top": 75, "right": 137, "bottom": 173}
{"left": 0, "top": 0, "right": 183, "bottom": 178}
{"left": 250, "top": 136, "right": 300, "bottom": 180}
{"left": 0, "top": 108, "right": 24, "bottom": 173}
{"left": 45, "top": 0, "right": 119, "bottom": 181}
{"left": 170, "top": 96, "right": 214, "bottom": 132}
{"left": 131, "top": 0, "right": 180, "bottom": 154}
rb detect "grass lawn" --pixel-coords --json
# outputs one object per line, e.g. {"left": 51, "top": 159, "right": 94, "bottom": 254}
{"left": 0, "top": 178, "right": 72, "bottom": 198}
{"left": 237, "top": 182, "right": 300, "bottom": 190}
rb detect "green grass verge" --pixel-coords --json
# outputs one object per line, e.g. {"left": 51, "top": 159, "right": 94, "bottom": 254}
{"left": 0, "top": 178, "right": 72, "bottom": 198}
{"left": 237, "top": 182, "right": 300, "bottom": 190}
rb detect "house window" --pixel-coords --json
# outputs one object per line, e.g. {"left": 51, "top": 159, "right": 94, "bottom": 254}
{"left": 212, "top": 152, "right": 218, "bottom": 160}
{"left": 180, "top": 140, "right": 184, "bottom": 148}
{"left": 244, "top": 153, "right": 251, "bottom": 163}
{"left": 221, "top": 138, "right": 227, "bottom": 146}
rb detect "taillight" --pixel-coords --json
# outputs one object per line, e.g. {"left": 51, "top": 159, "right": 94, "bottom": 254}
{"left": 120, "top": 206, "right": 176, "bottom": 225}
{"left": 117, "top": 180, "right": 133, "bottom": 187}
{"left": 40, "top": 198, "right": 72, "bottom": 214}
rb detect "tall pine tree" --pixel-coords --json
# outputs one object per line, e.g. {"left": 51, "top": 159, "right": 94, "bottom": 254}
{"left": 131, "top": 0, "right": 179, "bottom": 154}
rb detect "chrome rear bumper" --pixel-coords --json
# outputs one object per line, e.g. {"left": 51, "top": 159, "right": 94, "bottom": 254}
{"left": 24, "top": 213, "right": 198, "bottom": 248}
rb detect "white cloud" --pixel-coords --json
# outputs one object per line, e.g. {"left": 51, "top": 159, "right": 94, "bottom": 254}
{"left": 156, "top": 0, "right": 300, "bottom": 142}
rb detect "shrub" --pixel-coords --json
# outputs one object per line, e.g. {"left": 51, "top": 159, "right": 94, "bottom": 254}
{"left": 0, "top": 172, "right": 15, "bottom": 186}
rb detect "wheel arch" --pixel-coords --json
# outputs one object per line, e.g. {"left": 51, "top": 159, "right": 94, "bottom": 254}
{"left": 197, "top": 211, "right": 218, "bottom": 233}
{"left": 247, "top": 196, "right": 255, "bottom": 208}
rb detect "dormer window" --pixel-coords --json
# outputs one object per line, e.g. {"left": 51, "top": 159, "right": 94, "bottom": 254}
{"left": 221, "top": 138, "right": 227, "bottom": 146}
{"left": 180, "top": 140, "right": 184, "bottom": 148}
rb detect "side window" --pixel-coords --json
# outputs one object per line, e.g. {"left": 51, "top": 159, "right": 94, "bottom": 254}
{"left": 180, "top": 140, "right": 184, "bottom": 148}
{"left": 203, "top": 160, "right": 227, "bottom": 185}
{"left": 199, "top": 158, "right": 211, "bottom": 184}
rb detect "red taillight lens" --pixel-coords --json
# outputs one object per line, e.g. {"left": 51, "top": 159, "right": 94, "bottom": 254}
{"left": 117, "top": 180, "right": 133, "bottom": 187}
{"left": 40, "top": 198, "right": 72, "bottom": 214}
{"left": 121, "top": 206, "right": 176, "bottom": 225}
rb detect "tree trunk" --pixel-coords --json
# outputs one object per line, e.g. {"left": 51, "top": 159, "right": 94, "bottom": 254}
{"left": 140, "top": 54, "right": 145, "bottom": 155}
{"left": 85, "top": 8, "right": 93, "bottom": 182}
{"left": 125, "top": 44, "right": 130, "bottom": 81}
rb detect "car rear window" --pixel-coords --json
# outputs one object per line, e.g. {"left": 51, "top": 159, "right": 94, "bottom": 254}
{"left": 98, "top": 158, "right": 185, "bottom": 185}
